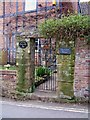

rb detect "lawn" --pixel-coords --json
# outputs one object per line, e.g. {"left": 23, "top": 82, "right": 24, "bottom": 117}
{"left": 0, "top": 65, "right": 16, "bottom": 70}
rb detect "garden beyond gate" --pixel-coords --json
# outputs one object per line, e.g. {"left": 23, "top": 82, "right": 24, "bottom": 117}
{"left": 35, "top": 38, "right": 57, "bottom": 91}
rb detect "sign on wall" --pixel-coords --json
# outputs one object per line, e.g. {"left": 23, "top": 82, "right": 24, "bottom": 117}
{"left": 19, "top": 41, "right": 28, "bottom": 49}
{"left": 59, "top": 48, "right": 71, "bottom": 55}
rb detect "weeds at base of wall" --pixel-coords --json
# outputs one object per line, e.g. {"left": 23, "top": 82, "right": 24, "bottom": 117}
{"left": 1, "top": 89, "right": 90, "bottom": 104}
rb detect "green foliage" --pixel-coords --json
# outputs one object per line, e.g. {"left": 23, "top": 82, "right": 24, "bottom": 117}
{"left": 57, "top": 15, "right": 89, "bottom": 30}
{"left": 85, "top": 35, "right": 90, "bottom": 44}
{"left": 45, "top": 67, "right": 51, "bottom": 76}
{"left": 36, "top": 66, "right": 45, "bottom": 77}
{"left": 36, "top": 66, "right": 50, "bottom": 77}
{"left": 39, "top": 15, "right": 90, "bottom": 40}
{"left": 39, "top": 19, "right": 58, "bottom": 38}
{"left": 0, "top": 65, "right": 16, "bottom": 70}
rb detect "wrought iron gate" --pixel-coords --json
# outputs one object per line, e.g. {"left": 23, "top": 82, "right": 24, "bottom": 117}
{"left": 35, "top": 38, "right": 57, "bottom": 91}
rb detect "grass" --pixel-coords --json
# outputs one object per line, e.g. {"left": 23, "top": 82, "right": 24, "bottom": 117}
{"left": 0, "top": 65, "right": 16, "bottom": 70}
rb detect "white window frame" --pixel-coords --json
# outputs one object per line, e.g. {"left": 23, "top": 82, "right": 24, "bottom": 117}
{"left": 25, "top": 0, "right": 37, "bottom": 11}
{"left": 80, "top": 0, "right": 90, "bottom": 2}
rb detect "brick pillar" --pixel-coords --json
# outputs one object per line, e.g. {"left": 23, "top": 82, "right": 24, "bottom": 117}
{"left": 74, "top": 38, "right": 89, "bottom": 98}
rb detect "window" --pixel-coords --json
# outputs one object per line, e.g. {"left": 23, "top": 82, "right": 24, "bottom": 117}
{"left": 80, "top": 0, "right": 90, "bottom": 2}
{"left": 25, "top": 0, "right": 36, "bottom": 11}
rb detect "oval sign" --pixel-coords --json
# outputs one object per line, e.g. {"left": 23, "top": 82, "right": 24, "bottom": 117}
{"left": 19, "top": 41, "right": 28, "bottom": 49}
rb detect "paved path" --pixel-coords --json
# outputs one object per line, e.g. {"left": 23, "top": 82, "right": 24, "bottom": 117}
{"left": 0, "top": 100, "right": 88, "bottom": 118}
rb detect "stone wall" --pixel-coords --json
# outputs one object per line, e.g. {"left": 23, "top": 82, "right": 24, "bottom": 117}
{"left": 74, "top": 38, "right": 90, "bottom": 98}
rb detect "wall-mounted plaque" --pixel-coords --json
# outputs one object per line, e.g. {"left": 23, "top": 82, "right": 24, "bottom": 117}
{"left": 19, "top": 41, "right": 28, "bottom": 49}
{"left": 59, "top": 48, "right": 71, "bottom": 55}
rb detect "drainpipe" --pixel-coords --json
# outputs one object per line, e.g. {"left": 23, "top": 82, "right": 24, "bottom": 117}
{"left": 78, "top": 0, "right": 81, "bottom": 14}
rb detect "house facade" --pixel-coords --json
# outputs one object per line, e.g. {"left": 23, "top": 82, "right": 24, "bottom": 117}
{"left": 0, "top": 0, "right": 78, "bottom": 63}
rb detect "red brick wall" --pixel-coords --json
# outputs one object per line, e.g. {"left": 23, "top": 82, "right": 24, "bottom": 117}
{"left": 74, "top": 38, "right": 90, "bottom": 98}
{"left": 0, "top": 70, "right": 16, "bottom": 80}
{"left": 0, "top": 1, "right": 78, "bottom": 44}
{"left": 3, "top": 1, "right": 75, "bottom": 33}
{"left": 0, "top": 2, "right": 3, "bottom": 16}
{"left": 4, "top": 2, "right": 23, "bottom": 14}
{"left": 0, "top": 3, "right": 4, "bottom": 49}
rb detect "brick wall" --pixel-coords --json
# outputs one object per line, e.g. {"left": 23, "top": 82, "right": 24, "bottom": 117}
{"left": 0, "top": 70, "right": 16, "bottom": 80}
{"left": 74, "top": 38, "right": 90, "bottom": 98}
{"left": 0, "top": 1, "right": 76, "bottom": 34}
{"left": 0, "top": 1, "right": 78, "bottom": 36}
{"left": 0, "top": 3, "right": 4, "bottom": 49}
{"left": 0, "top": 2, "right": 3, "bottom": 16}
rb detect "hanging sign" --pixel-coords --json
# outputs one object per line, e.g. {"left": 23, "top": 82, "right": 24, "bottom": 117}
{"left": 59, "top": 48, "right": 71, "bottom": 55}
{"left": 19, "top": 41, "right": 28, "bottom": 49}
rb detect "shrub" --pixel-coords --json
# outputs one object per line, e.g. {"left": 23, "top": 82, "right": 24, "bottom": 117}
{"left": 36, "top": 66, "right": 50, "bottom": 77}
{"left": 39, "top": 15, "right": 90, "bottom": 40}
{"left": 45, "top": 67, "right": 51, "bottom": 76}
{"left": 36, "top": 66, "right": 45, "bottom": 77}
